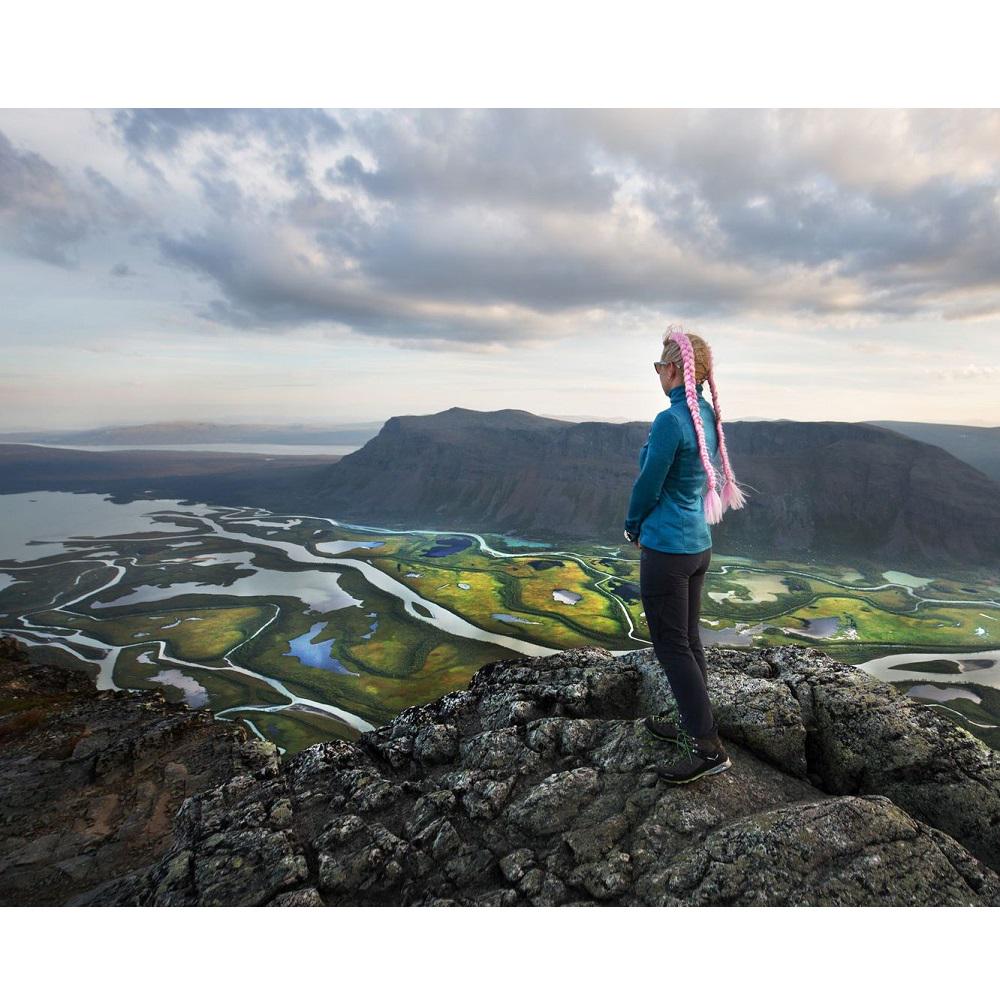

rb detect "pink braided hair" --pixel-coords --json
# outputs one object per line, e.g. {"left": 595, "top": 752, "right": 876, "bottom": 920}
{"left": 664, "top": 325, "right": 749, "bottom": 525}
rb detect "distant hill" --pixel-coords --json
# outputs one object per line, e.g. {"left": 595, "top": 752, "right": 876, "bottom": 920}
{"left": 0, "top": 444, "right": 334, "bottom": 495}
{"left": 866, "top": 420, "right": 1000, "bottom": 483}
{"left": 0, "top": 420, "right": 383, "bottom": 447}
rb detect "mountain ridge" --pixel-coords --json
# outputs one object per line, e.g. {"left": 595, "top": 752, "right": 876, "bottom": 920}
{"left": 867, "top": 419, "right": 1000, "bottom": 483}
{"left": 0, "top": 420, "right": 383, "bottom": 446}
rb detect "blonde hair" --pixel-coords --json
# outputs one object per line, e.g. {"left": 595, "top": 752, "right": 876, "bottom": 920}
{"left": 660, "top": 329, "right": 713, "bottom": 384}
{"left": 660, "top": 323, "right": 748, "bottom": 523}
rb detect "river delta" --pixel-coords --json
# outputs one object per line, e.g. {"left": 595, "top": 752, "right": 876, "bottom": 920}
{"left": 2, "top": 490, "right": 998, "bottom": 753}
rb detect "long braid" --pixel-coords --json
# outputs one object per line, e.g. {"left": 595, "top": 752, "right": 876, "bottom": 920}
{"left": 667, "top": 328, "right": 724, "bottom": 524}
{"left": 704, "top": 343, "right": 749, "bottom": 513}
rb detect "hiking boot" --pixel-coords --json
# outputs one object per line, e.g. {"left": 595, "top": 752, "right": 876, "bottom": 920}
{"left": 643, "top": 712, "right": 684, "bottom": 742}
{"left": 655, "top": 734, "right": 732, "bottom": 784}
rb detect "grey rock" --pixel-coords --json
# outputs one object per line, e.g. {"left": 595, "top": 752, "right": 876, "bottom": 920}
{"left": 0, "top": 636, "right": 257, "bottom": 906}
{"left": 3, "top": 635, "right": 1000, "bottom": 906}
{"left": 631, "top": 644, "right": 1000, "bottom": 872}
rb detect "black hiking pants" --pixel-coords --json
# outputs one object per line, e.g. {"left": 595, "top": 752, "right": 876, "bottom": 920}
{"left": 639, "top": 544, "right": 718, "bottom": 741}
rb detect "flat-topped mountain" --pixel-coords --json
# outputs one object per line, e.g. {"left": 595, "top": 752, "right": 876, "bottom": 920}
{"left": 308, "top": 407, "right": 1000, "bottom": 572}
{"left": 2, "top": 633, "right": 998, "bottom": 906}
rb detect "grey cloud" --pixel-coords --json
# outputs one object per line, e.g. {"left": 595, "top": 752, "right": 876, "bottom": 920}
{"left": 0, "top": 130, "right": 92, "bottom": 265}
{"left": 0, "top": 130, "right": 146, "bottom": 268}
{"left": 328, "top": 109, "right": 617, "bottom": 213}
{"left": 83, "top": 166, "right": 142, "bottom": 224}
{"left": 590, "top": 109, "right": 1000, "bottom": 317}
{"left": 354, "top": 209, "right": 726, "bottom": 312}
{"left": 158, "top": 226, "right": 554, "bottom": 347}
{"left": 110, "top": 110, "right": 345, "bottom": 194}
{"left": 9, "top": 110, "right": 1000, "bottom": 347}
{"left": 640, "top": 151, "right": 1000, "bottom": 316}
{"left": 194, "top": 155, "right": 247, "bottom": 217}
{"left": 144, "top": 110, "right": 1000, "bottom": 341}
{"left": 157, "top": 202, "right": 843, "bottom": 349}
{"left": 112, "top": 108, "right": 343, "bottom": 155}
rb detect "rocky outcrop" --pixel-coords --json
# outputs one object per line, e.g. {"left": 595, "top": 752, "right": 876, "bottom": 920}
{"left": 0, "top": 635, "right": 263, "bottom": 905}
{"left": 13, "top": 638, "right": 989, "bottom": 907}
{"left": 641, "top": 645, "right": 1000, "bottom": 873}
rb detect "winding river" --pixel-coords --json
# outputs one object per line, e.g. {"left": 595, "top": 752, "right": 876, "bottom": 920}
{"left": 3, "top": 491, "right": 999, "bottom": 749}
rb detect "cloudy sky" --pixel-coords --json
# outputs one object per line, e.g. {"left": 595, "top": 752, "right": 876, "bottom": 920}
{"left": 2, "top": 108, "right": 998, "bottom": 432}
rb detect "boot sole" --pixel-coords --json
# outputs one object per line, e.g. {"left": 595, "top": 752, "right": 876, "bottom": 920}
{"left": 657, "top": 757, "right": 732, "bottom": 784}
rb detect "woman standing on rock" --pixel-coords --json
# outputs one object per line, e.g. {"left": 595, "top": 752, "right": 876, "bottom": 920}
{"left": 623, "top": 324, "right": 748, "bottom": 784}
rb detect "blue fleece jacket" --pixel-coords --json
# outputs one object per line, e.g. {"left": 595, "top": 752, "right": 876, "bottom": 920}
{"left": 624, "top": 381, "right": 720, "bottom": 554}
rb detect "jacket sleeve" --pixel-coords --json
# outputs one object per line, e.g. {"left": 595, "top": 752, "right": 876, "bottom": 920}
{"left": 624, "top": 411, "right": 682, "bottom": 534}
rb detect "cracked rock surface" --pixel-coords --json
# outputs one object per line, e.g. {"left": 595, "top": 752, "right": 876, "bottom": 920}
{"left": 3, "top": 634, "right": 999, "bottom": 905}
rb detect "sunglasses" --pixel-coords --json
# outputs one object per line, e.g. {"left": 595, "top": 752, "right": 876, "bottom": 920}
{"left": 653, "top": 360, "right": 674, "bottom": 374}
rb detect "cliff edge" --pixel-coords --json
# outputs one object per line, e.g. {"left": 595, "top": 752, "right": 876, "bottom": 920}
{"left": 2, "top": 633, "right": 999, "bottom": 906}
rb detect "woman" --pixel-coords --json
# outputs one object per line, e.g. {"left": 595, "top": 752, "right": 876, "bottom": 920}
{"left": 623, "top": 324, "right": 748, "bottom": 785}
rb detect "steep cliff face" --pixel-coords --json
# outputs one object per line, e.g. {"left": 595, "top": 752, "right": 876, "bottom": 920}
{"left": 3, "top": 633, "right": 998, "bottom": 906}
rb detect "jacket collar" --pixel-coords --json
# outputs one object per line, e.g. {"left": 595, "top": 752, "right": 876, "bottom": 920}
{"left": 667, "top": 381, "right": 705, "bottom": 404}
